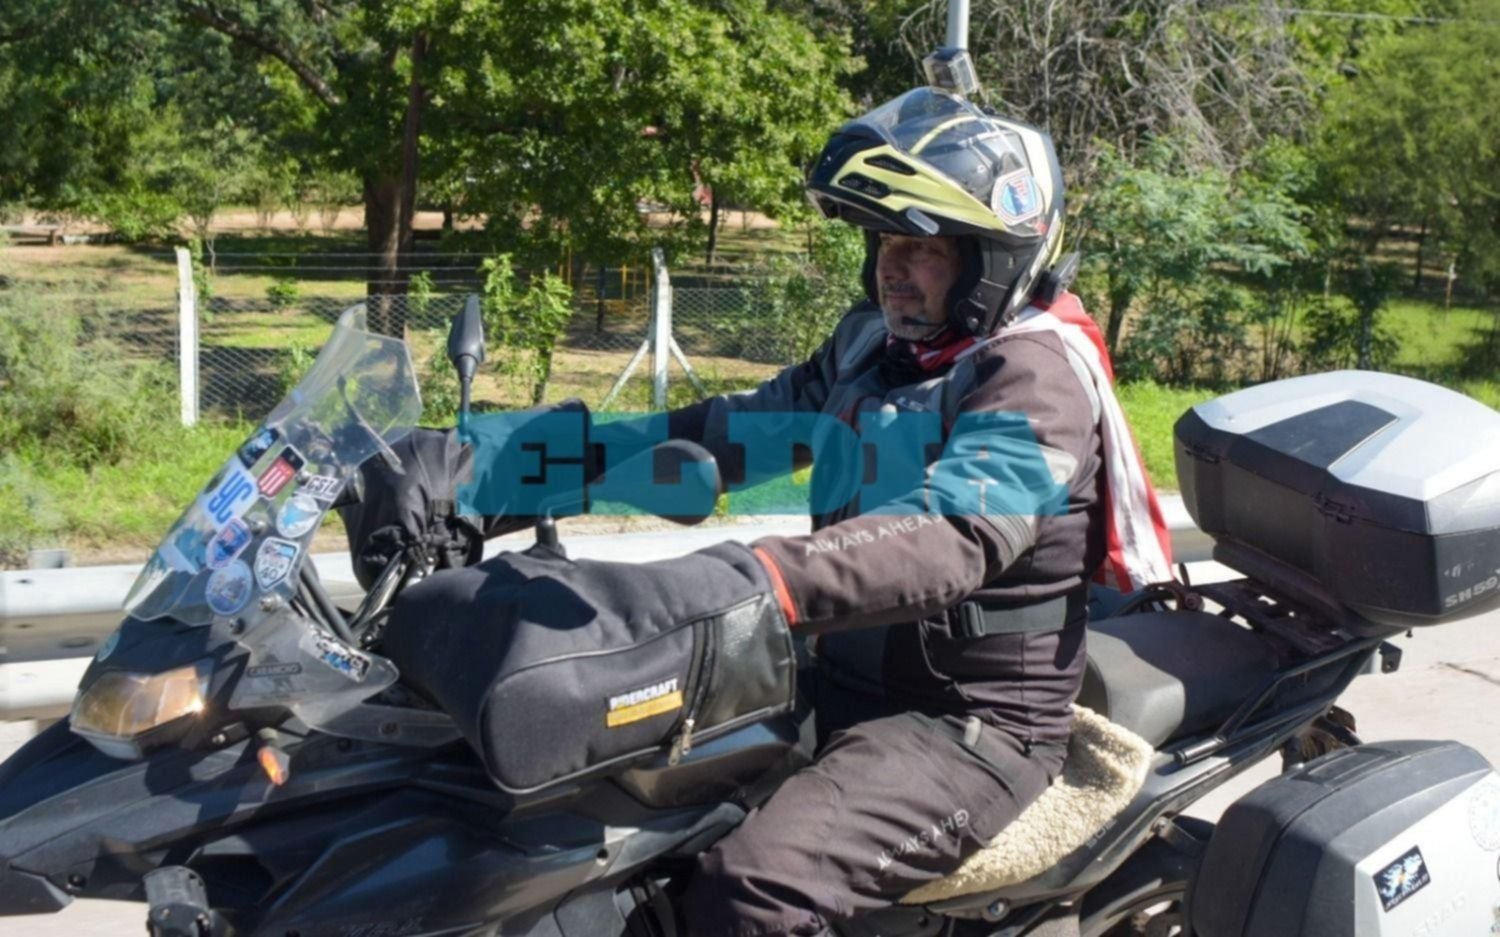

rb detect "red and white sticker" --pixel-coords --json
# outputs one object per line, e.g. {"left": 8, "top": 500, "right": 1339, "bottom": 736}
{"left": 257, "top": 446, "right": 306, "bottom": 497}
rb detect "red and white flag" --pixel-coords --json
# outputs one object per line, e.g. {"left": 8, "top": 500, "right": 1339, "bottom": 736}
{"left": 1000, "top": 292, "right": 1176, "bottom": 592}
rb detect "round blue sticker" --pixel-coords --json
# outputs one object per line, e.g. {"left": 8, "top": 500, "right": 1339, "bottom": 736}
{"left": 206, "top": 560, "right": 254, "bottom": 617}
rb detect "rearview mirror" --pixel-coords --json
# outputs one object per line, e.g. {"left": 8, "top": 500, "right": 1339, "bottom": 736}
{"left": 447, "top": 295, "right": 486, "bottom": 378}
{"left": 448, "top": 295, "right": 486, "bottom": 425}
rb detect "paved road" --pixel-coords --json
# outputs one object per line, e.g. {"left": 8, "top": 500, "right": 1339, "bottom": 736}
{"left": 3, "top": 554, "right": 1498, "bottom": 935}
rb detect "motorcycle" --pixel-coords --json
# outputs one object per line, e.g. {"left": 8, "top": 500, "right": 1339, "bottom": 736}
{"left": 2, "top": 300, "right": 1497, "bottom": 937}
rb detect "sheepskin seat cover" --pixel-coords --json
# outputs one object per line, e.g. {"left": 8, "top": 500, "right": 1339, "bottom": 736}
{"left": 903, "top": 706, "right": 1153, "bottom": 904}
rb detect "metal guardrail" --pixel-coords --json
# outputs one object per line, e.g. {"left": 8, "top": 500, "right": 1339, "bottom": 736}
{"left": 0, "top": 501, "right": 1212, "bottom": 720}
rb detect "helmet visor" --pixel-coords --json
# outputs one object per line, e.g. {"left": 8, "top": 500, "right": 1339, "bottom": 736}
{"left": 834, "top": 89, "right": 1049, "bottom": 240}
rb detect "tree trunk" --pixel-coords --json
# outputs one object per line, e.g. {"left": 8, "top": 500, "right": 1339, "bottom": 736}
{"left": 595, "top": 264, "right": 607, "bottom": 332}
{"left": 705, "top": 187, "right": 720, "bottom": 267}
{"left": 1413, "top": 217, "right": 1428, "bottom": 291}
{"left": 1358, "top": 308, "right": 1373, "bottom": 370}
{"left": 1105, "top": 294, "right": 1129, "bottom": 356}
{"left": 364, "top": 176, "right": 404, "bottom": 336}
{"left": 362, "top": 33, "right": 428, "bottom": 338}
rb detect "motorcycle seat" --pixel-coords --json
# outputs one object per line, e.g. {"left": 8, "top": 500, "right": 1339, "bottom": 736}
{"left": 901, "top": 610, "right": 1278, "bottom": 907}
{"left": 1075, "top": 608, "right": 1280, "bottom": 748}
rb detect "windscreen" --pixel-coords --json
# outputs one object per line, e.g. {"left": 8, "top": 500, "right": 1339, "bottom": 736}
{"left": 123, "top": 305, "right": 422, "bottom": 626}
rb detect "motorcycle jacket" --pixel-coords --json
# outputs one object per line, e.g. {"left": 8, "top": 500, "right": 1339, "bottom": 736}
{"left": 666, "top": 296, "right": 1107, "bottom": 752}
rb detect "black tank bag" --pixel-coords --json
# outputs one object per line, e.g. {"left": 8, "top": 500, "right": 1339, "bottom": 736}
{"left": 383, "top": 544, "right": 796, "bottom": 794}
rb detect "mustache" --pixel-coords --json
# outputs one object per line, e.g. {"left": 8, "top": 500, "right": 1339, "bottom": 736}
{"left": 881, "top": 281, "right": 922, "bottom": 297}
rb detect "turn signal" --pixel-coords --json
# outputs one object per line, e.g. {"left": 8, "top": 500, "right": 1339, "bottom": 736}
{"left": 255, "top": 729, "right": 291, "bottom": 786}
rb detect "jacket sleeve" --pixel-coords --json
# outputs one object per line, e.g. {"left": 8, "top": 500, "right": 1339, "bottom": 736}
{"left": 750, "top": 333, "right": 1100, "bottom": 635}
{"left": 659, "top": 329, "right": 845, "bottom": 487}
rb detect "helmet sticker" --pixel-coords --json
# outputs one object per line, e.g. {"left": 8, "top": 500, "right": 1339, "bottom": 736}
{"left": 993, "top": 169, "right": 1043, "bottom": 226}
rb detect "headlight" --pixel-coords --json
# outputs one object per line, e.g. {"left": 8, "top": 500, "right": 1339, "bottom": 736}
{"left": 70, "top": 660, "right": 212, "bottom": 759}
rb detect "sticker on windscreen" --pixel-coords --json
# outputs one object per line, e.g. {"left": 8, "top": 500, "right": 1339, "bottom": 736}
{"left": 206, "top": 518, "right": 254, "bottom": 569}
{"left": 162, "top": 529, "right": 206, "bottom": 572}
{"left": 298, "top": 474, "right": 342, "bottom": 502}
{"left": 255, "top": 538, "right": 300, "bottom": 590}
{"left": 206, "top": 560, "right": 254, "bottom": 616}
{"left": 237, "top": 426, "right": 281, "bottom": 468}
{"left": 257, "top": 446, "right": 306, "bottom": 498}
{"left": 201, "top": 465, "right": 258, "bottom": 528}
{"left": 276, "top": 493, "right": 321, "bottom": 539}
{"left": 315, "top": 635, "right": 371, "bottom": 681}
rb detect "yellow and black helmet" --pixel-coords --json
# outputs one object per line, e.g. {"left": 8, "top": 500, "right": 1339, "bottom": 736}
{"left": 807, "top": 88, "right": 1066, "bottom": 336}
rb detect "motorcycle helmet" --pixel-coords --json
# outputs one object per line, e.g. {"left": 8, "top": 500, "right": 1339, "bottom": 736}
{"left": 807, "top": 88, "right": 1066, "bottom": 336}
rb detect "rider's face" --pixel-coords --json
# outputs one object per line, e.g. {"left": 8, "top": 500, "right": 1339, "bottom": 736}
{"left": 875, "top": 234, "right": 963, "bottom": 339}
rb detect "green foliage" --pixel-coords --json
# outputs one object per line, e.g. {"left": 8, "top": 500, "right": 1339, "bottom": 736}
{"left": 1075, "top": 141, "right": 1310, "bottom": 382}
{"left": 0, "top": 418, "right": 255, "bottom": 565}
{"left": 1301, "top": 297, "right": 1400, "bottom": 372}
{"left": 418, "top": 328, "right": 461, "bottom": 426}
{"left": 187, "top": 237, "right": 214, "bottom": 305}
{"left": 0, "top": 454, "right": 67, "bottom": 566}
{"left": 480, "top": 255, "right": 576, "bottom": 405}
{"left": 759, "top": 222, "right": 866, "bottom": 362}
{"left": 266, "top": 277, "right": 301, "bottom": 310}
{"left": 309, "top": 171, "right": 362, "bottom": 235}
{"left": 447, "top": 0, "right": 858, "bottom": 267}
{"left": 81, "top": 188, "right": 182, "bottom": 242}
{"left": 0, "top": 297, "right": 176, "bottom": 468}
{"left": 1316, "top": 2, "right": 1500, "bottom": 292}
{"left": 408, "top": 271, "right": 435, "bottom": 317}
{"left": 277, "top": 339, "right": 316, "bottom": 395}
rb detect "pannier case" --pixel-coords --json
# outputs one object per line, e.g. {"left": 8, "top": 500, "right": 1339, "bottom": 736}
{"left": 1189, "top": 740, "right": 1500, "bottom": 937}
{"left": 1175, "top": 371, "right": 1500, "bottom": 625}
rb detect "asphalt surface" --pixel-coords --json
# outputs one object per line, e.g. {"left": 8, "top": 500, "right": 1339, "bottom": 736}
{"left": 3, "top": 555, "right": 1498, "bottom": 935}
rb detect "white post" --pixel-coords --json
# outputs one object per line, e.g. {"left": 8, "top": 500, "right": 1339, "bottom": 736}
{"left": 947, "top": 0, "right": 969, "bottom": 48}
{"left": 175, "top": 247, "right": 199, "bottom": 427}
{"left": 650, "top": 248, "right": 671, "bottom": 410}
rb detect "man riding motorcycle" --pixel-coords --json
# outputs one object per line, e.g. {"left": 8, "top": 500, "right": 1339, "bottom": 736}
{"left": 352, "top": 89, "right": 1172, "bottom": 936}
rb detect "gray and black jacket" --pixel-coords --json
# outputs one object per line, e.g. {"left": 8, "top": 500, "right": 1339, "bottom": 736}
{"left": 666, "top": 300, "right": 1106, "bottom": 751}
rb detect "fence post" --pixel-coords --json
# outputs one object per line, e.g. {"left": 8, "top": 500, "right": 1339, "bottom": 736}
{"left": 651, "top": 248, "right": 671, "bottom": 410}
{"left": 175, "top": 247, "right": 199, "bottom": 427}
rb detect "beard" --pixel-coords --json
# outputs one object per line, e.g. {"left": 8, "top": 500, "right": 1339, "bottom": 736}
{"left": 882, "top": 304, "right": 948, "bottom": 341}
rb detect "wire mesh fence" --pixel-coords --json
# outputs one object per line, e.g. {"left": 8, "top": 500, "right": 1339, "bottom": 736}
{"left": 1, "top": 249, "right": 805, "bottom": 431}
{"left": 0, "top": 267, "right": 181, "bottom": 401}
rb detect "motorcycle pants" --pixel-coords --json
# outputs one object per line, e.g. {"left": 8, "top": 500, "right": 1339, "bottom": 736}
{"left": 680, "top": 680, "right": 1059, "bottom": 937}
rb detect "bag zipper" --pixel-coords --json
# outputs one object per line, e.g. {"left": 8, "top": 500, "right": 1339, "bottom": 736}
{"left": 669, "top": 619, "right": 718, "bottom": 765}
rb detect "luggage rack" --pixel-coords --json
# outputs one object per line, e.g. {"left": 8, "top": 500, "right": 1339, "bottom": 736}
{"left": 1168, "top": 543, "right": 1403, "bottom": 767}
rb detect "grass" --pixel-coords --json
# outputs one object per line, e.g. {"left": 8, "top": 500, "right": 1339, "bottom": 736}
{"left": 1387, "top": 298, "right": 1498, "bottom": 373}
{"left": 1117, "top": 382, "right": 1219, "bottom": 488}
{"left": 0, "top": 420, "right": 356, "bottom": 567}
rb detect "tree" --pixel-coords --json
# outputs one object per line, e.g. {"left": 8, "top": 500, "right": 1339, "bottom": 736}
{"left": 1074, "top": 140, "right": 1309, "bottom": 381}
{"left": 2, "top": 0, "right": 857, "bottom": 335}
{"left": 891, "top": 0, "right": 1311, "bottom": 183}
{"left": 1317, "top": 1, "right": 1500, "bottom": 294}
{"left": 444, "top": 0, "right": 856, "bottom": 271}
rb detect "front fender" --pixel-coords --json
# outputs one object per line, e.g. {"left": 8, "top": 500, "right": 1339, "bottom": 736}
{"left": 0, "top": 719, "right": 255, "bottom": 915}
